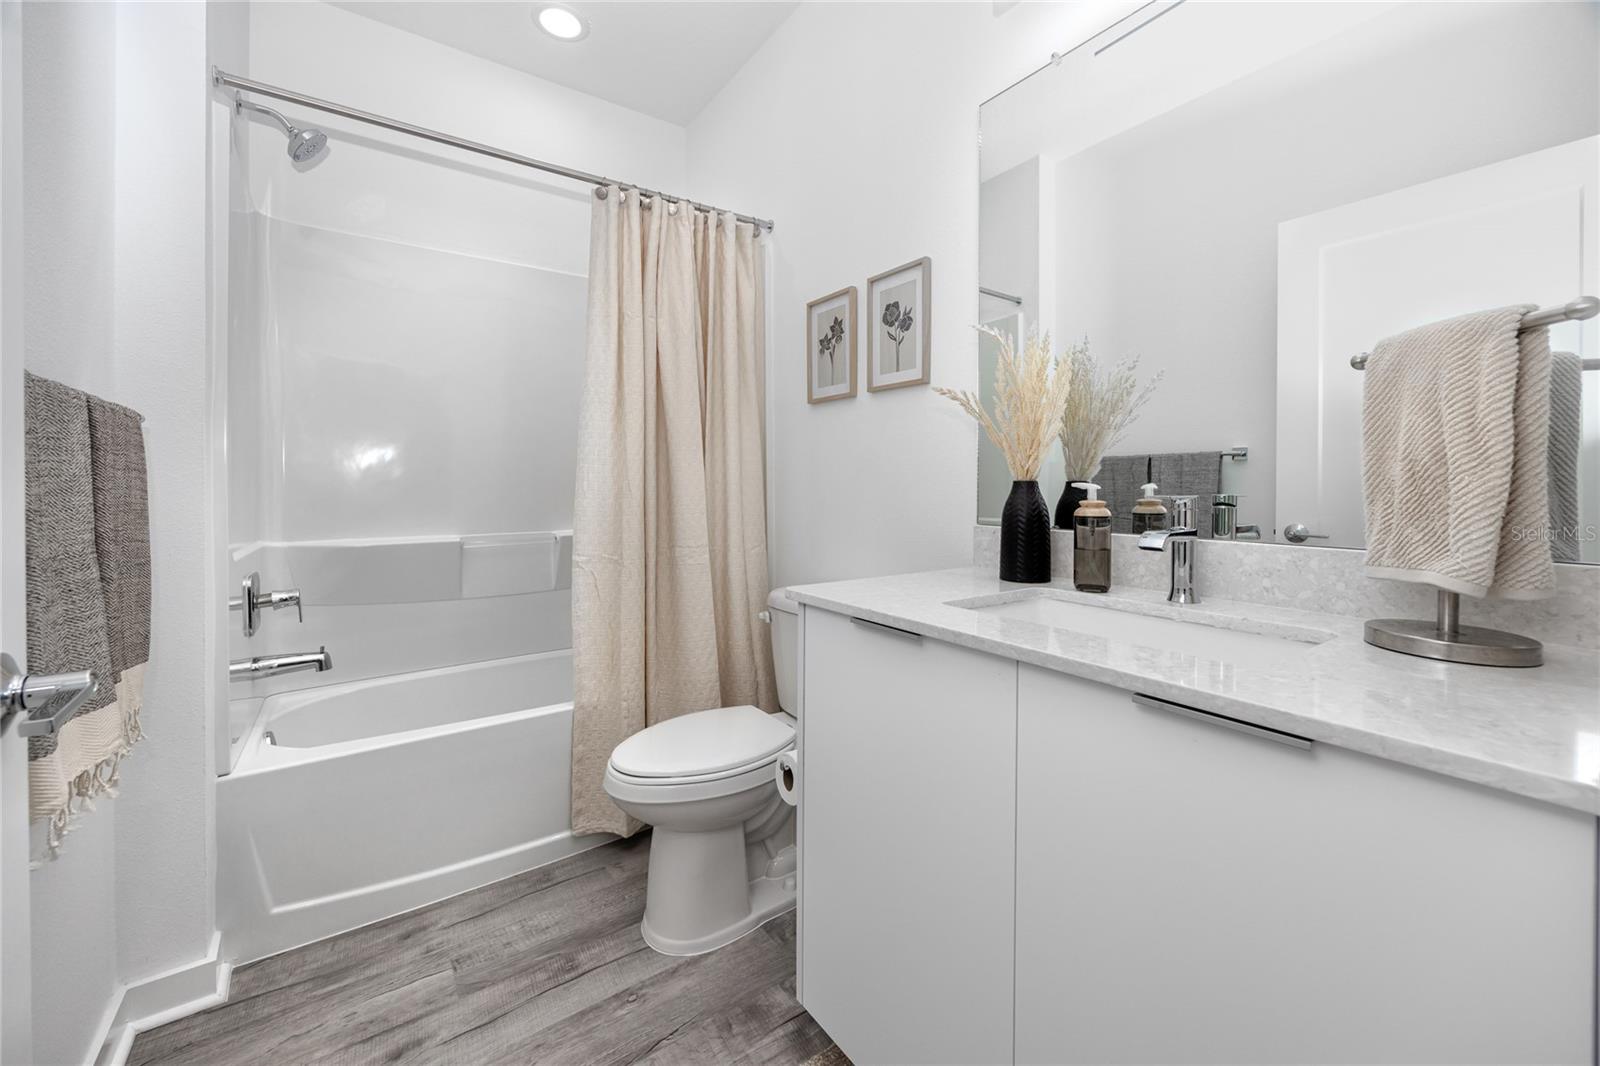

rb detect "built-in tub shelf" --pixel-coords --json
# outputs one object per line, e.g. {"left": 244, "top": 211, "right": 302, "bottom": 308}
{"left": 230, "top": 531, "right": 572, "bottom": 605}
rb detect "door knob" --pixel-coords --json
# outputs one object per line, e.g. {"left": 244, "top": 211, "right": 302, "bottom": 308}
{"left": 1283, "top": 523, "right": 1330, "bottom": 544}
{"left": 1, "top": 652, "right": 100, "bottom": 738}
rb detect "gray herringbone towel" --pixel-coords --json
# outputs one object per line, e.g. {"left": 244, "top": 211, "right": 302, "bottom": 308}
{"left": 1362, "top": 306, "right": 1555, "bottom": 599}
{"left": 24, "top": 372, "right": 149, "bottom": 856}
{"left": 1546, "top": 350, "right": 1582, "bottom": 564}
{"left": 1098, "top": 454, "right": 1149, "bottom": 534}
{"left": 1150, "top": 452, "right": 1221, "bottom": 538}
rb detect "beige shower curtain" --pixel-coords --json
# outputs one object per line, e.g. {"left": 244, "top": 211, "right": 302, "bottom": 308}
{"left": 570, "top": 187, "right": 778, "bottom": 838}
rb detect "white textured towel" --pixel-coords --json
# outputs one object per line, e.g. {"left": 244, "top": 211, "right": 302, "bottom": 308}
{"left": 1362, "top": 305, "right": 1556, "bottom": 600}
{"left": 1546, "top": 350, "right": 1583, "bottom": 564}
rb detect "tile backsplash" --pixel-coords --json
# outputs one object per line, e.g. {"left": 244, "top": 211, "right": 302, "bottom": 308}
{"left": 973, "top": 525, "right": 1600, "bottom": 651}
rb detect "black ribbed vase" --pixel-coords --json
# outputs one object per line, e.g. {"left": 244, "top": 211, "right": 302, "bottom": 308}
{"left": 1000, "top": 480, "right": 1051, "bottom": 583}
{"left": 1054, "top": 480, "right": 1090, "bottom": 530}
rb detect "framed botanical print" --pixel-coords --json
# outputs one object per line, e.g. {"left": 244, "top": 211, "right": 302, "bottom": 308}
{"left": 807, "top": 286, "right": 857, "bottom": 403}
{"left": 866, "top": 257, "right": 931, "bottom": 391}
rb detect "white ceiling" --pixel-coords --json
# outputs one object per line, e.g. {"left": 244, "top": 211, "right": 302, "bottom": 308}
{"left": 327, "top": 1, "right": 800, "bottom": 125}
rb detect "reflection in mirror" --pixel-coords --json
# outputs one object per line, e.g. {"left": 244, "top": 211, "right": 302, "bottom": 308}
{"left": 978, "top": 1, "right": 1599, "bottom": 561}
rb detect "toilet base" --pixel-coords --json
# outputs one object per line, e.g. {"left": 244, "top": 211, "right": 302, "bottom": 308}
{"left": 641, "top": 858, "right": 796, "bottom": 956}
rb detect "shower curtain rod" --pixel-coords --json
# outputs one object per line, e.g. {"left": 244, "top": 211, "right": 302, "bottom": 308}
{"left": 212, "top": 68, "right": 775, "bottom": 231}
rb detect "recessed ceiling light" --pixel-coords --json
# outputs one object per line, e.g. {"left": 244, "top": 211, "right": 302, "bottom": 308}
{"left": 535, "top": 5, "right": 588, "bottom": 41}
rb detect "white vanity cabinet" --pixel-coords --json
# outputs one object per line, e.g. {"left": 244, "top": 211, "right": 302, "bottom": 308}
{"left": 797, "top": 604, "right": 1597, "bottom": 1065}
{"left": 799, "top": 607, "right": 1018, "bottom": 1066}
{"left": 1015, "top": 664, "right": 1596, "bottom": 1065}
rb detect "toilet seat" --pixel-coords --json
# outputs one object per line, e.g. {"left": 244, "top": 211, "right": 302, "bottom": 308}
{"left": 609, "top": 705, "right": 794, "bottom": 785}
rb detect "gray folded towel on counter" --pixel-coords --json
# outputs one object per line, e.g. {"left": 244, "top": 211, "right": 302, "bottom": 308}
{"left": 1546, "top": 350, "right": 1582, "bottom": 564}
{"left": 24, "top": 371, "right": 149, "bottom": 858}
{"left": 1149, "top": 452, "right": 1221, "bottom": 538}
{"left": 1361, "top": 306, "right": 1554, "bottom": 599}
{"left": 1097, "top": 454, "right": 1149, "bottom": 534}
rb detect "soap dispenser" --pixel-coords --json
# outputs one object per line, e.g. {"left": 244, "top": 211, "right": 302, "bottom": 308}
{"left": 1072, "top": 482, "right": 1112, "bottom": 593}
{"left": 1131, "top": 482, "right": 1168, "bottom": 535}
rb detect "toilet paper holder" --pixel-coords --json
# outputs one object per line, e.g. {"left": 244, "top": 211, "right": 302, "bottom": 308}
{"left": 775, "top": 750, "right": 801, "bottom": 807}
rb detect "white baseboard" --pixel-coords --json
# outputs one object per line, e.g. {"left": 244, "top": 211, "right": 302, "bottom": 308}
{"left": 94, "top": 932, "right": 231, "bottom": 1066}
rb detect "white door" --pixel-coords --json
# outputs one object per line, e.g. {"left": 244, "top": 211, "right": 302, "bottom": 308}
{"left": 977, "top": 306, "right": 1025, "bottom": 524}
{"left": 1277, "top": 135, "right": 1599, "bottom": 551}
{"left": 0, "top": 4, "right": 31, "bottom": 1062}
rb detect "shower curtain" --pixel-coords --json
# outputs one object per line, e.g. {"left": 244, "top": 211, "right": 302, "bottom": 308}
{"left": 570, "top": 187, "right": 778, "bottom": 837}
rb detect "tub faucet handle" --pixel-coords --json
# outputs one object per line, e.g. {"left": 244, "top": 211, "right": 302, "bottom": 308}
{"left": 229, "top": 572, "right": 305, "bottom": 636}
{"left": 265, "top": 588, "right": 303, "bottom": 624}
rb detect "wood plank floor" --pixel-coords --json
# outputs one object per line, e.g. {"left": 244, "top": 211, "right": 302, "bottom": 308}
{"left": 131, "top": 834, "right": 835, "bottom": 1065}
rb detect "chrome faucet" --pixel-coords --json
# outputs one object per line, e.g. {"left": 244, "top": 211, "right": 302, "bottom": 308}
{"left": 229, "top": 646, "right": 332, "bottom": 681}
{"left": 1138, "top": 495, "right": 1200, "bottom": 604}
{"left": 1211, "top": 494, "right": 1261, "bottom": 541}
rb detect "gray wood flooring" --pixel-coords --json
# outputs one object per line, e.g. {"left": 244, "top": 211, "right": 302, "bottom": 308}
{"left": 130, "top": 834, "right": 834, "bottom": 1065}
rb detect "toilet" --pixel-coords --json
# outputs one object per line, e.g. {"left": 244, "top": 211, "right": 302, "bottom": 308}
{"left": 603, "top": 589, "right": 799, "bottom": 956}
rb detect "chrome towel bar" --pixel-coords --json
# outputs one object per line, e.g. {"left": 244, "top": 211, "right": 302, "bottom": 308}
{"left": 1350, "top": 297, "right": 1598, "bottom": 370}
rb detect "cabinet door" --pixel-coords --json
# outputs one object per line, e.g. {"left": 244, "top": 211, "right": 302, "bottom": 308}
{"left": 1016, "top": 664, "right": 1595, "bottom": 1065}
{"left": 801, "top": 608, "right": 1017, "bottom": 1065}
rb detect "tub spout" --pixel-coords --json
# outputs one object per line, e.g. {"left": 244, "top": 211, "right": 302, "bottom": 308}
{"left": 230, "top": 646, "right": 333, "bottom": 681}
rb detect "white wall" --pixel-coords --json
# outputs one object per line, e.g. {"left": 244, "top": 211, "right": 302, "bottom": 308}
{"left": 21, "top": 2, "right": 218, "bottom": 1062}
{"left": 111, "top": 0, "right": 216, "bottom": 992}
{"left": 21, "top": 6, "right": 126, "bottom": 1062}
{"left": 687, "top": 1, "right": 1127, "bottom": 586}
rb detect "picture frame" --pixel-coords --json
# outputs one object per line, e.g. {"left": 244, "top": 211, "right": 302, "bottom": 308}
{"left": 866, "top": 256, "right": 931, "bottom": 392}
{"left": 806, "top": 286, "right": 857, "bottom": 404}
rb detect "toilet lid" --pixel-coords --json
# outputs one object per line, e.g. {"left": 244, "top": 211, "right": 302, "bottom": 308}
{"left": 609, "top": 705, "right": 795, "bottom": 779}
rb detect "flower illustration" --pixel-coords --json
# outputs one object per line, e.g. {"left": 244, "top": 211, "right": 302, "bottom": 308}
{"left": 884, "top": 301, "right": 915, "bottom": 370}
{"left": 818, "top": 314, "right": 846, "bottom": 385}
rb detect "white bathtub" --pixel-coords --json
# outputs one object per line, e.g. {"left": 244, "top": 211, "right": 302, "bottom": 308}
{"left": 217, "top": 651, "right": 607, "bottom": 963}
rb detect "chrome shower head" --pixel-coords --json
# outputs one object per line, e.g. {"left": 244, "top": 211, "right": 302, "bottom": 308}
{"left": 239, "top": 96, "right": 328, "bottom": 165}
{"left": 287, "top": 125, "right": 328, "bottom": 164}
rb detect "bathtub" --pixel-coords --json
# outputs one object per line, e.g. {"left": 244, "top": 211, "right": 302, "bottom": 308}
{"left": 217, "top": 650, "right": 607, "bottom": 963}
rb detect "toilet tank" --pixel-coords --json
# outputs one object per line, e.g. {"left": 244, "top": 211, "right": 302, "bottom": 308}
{"left": 766, "top": 588, "right": 799, "bottom": 714}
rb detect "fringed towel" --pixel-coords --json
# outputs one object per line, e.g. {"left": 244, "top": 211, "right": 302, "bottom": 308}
{"left": 24, "top": 372, "right": 149, "bottom": 859}
{"left": 1361, "top": 306, "right": 1555, "bottom": 599}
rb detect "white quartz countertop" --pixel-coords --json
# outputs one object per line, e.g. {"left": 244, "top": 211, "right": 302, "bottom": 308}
{"left": 787, "top": 568, "right": 1600, "bottom": 815}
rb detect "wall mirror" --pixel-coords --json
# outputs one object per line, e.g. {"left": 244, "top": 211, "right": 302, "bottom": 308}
{"left": 977, "top": 0, "right": 1599, "bottom": 562}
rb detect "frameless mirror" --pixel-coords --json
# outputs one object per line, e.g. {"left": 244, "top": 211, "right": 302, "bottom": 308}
{"left": 978, "top": 0, "right": 1599, "bottom": 562}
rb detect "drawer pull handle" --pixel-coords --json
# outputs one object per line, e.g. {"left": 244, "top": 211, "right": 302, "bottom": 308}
{"left": 850, "top": 616, "right": 923, "bottom": 642}
{"left": 1132, "top": 693, "right": 1313, "bottom": 750}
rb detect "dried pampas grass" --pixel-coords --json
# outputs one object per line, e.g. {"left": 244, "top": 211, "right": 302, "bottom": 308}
{"left": 936, "top": 327, "right": 1073, "bottom": 481}
{"left": 1057, "top": 339, "right": 1162, "bottom": 480}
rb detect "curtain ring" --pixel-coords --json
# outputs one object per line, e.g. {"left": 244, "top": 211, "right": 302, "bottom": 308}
{"left": 594, "top": 186, "right": 608, "bottom": 200}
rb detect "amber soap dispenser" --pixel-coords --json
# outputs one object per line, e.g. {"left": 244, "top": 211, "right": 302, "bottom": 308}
{"left": 1071, "top": 482, "right": 1112, "bottom": 593}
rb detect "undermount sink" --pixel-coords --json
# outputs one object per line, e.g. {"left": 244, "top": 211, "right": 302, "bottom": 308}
{"left": 958, "top": 593, "right": 1332, "bottom": 663}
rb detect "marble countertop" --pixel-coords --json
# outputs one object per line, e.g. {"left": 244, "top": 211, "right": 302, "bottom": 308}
{"left": 787, "top": 568, "right": 1600, "bottom": 815}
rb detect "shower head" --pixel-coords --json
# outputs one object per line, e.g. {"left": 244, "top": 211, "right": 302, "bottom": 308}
{"left": 287, "top": 125, "right": 328, "bottom": 164}
{"left": 239, "top": 97, "right": 329, "bottom": 165}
